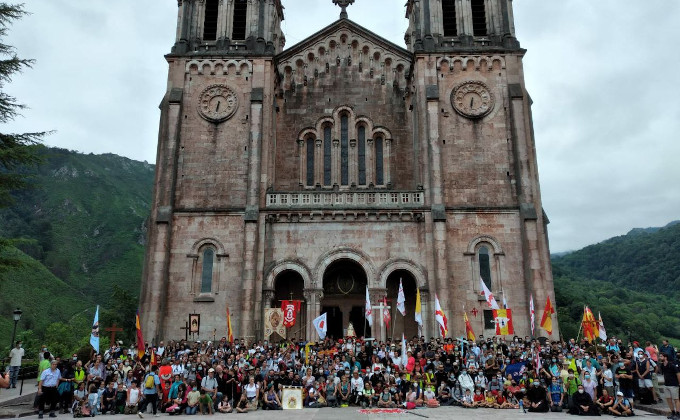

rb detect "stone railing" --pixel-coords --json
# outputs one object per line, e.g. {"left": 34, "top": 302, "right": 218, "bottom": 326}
{"left": 265, "top": 190, "right": 425, "bottom": 209}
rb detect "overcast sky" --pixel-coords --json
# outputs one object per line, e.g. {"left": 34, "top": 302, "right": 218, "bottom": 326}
{"left": 4, "top": 0, "right": 679, "bottom": 253}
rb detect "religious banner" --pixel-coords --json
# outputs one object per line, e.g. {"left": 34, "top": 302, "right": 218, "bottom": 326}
{"left": 281, "top": 300, "right": 302, "bottom": 328}
{"left": 492, "top": 308, "right": 515, "bottom": 335}
{"left": 189, "top": 314, "right": 200, "bottom": 334}
{"left": 264, "top": 308, "right": 286, "bottom": 340}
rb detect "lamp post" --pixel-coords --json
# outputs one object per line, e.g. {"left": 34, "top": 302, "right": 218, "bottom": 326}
{"left": 10, "top": 308, "right": 22, "bottom": 351}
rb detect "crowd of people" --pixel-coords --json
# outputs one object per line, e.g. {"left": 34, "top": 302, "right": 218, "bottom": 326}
{"left": 13, "top": 334, "right": 680, "bottom": 419}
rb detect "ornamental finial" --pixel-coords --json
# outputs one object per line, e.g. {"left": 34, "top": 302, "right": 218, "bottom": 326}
{"left": 333, "top": 0, "right": 355, "bottom": 20}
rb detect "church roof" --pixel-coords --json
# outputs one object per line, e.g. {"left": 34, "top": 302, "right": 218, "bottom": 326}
{"left": 276, "top": 18, "right": 411, "bottom": 64}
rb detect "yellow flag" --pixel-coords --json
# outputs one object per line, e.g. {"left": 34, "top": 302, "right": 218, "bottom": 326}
{"left": 414, "top": 288, "right": 422, "bottom": 326}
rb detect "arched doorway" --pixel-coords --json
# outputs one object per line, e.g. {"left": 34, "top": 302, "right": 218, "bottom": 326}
{"left": 273, "top": 270, "right": 306, "bottom": 341}
{"left": 386, "top": 270, "right": 419, "bottom": 339}
{"left": 321, "top": 259, "right": 371, "bottom": 339}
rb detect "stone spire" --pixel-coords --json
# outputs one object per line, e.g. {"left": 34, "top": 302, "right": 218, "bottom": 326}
{"left": 333, "top": 0, "right": 355, "bottom": 20}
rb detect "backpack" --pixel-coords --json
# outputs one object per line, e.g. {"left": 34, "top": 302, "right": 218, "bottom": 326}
{"left": 144, "top": 374, "right": 156, "bottom": 389}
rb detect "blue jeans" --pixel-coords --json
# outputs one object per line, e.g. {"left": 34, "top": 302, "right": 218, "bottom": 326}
{"left": 185, "top": 405, "right": 198, "bottom": 415}
{"left": 9, "top": 366, "right": 19, "bottom": 387}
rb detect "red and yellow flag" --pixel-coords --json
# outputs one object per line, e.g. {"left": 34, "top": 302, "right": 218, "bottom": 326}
{"left": 582, "top": 306, "right": 599, "bottom": 342}
{"left": 135, "top": 310, "right": 145, "bottom": 360}
{"left": 464, "top": 311, "right": 475, "bottom": 340}
{"left": 227, "top": 305, "right": 234, "bottom": 344}
{"left": 540, "top": 296, "right": 556, "bottom": 335}
{"left": 492, "top": 309, "right": 515, "bottom": 335}
{"left": 149, "top": 347, "right": 157, "bottom": 366}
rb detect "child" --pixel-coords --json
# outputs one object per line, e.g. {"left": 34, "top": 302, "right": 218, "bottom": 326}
{"left": 235, "top": 394, "right": 249, "bottom": 413}
{"left": 217, "top": 395, "right": 233, "bottom": 413}
{"left": 472, "top": 388, "right": 485, "bottom": 407}
{"left": 125, "top": 380, "right": 141, "bottom": 415}
{"left": 115, "top": 383, "right": 127, "bottom": 414}
{"left": 88, "top": 384, "right": 100, "bottom": 416}
{"left": 198, "top": 389, "right": 213, "bottom": 415}
{"left": 461, "top": 389, "right": 475, "bottom": 408}
{"left": 185, "top": 384, "right": 200, "bottom": 415}
{"left": 72, "top": 382, "right": 88, "bottom": 417}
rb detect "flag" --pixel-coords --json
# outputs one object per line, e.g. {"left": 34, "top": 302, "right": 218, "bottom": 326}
{"left": 493, "top": 309, "right": 515, "bottom": 335}
{"left": 365, "top": 287, "right": 373, "bottom": 328}
{"left": 226, "top": 305, "right": 234, "bottom": 344}
{"left": 434, "top": 294, "right": 448, "bottom": 337}
{"left": 281, "top": 300, "right": 302, "bottom": 328}
{"left": 401, "top": 333, "right": 407, "bottom": 368}
{"left": 312, "top": 313, "right": 327, "bottom": 340}
{"left": 414, "top": 288, "right": 423, "bottom": 328}
{"left": 135, "top": 310, "right": 145, "bottom": 360}
{"left": 582, "top": 306, "right": 599, "bottom": 342}
{"left": 505, "top": 362, "right": 527, "bottom": 382}
{"left": 480, "top": 278, "right": 500, "bottom": 309}
{"left": 539, "top": 296, "right": 556, "bottom": 335}
{"left": 598, "top": 312, "right": 607, "bottom": 341}
{"left": 396, "top": 279, "right": 406, "bottom": 316}
{"left": 464, "top": 311, "right": 475, "bottom": 340}
{"left": 150, "top": 347, "right": 157, "bottom": 366}
{"left": 90, "top": 305, "right": 100, "bottom": 354}
{"left": 530, "top": 294, "right": 535, "bottom": 337}
{"left": 382, "top": 297, "right": 391, "bottom": 331}
{"left": 535, "top": 345, "right": 542, "bottom": 371}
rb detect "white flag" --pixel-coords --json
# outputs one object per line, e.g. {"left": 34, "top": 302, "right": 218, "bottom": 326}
{"left": 598, "top": 312, "right": 607, "bottom": 341}
{"left": 530, "top": 294, "right": 535, "bottom": 337}
{"left": 312, "top": 313, "right": 327, "bottom": 340}
{"left": 480, "top": 278, "right": 500, "bottom": 309}
{"left": 397, "top": 279, "right": 406, "bottom": 316}
{"left": 90, "top": 305, "right": 100, "bottom": 354}
{"left": 365, "top": 287, "right": 373, "bottom": 327}
{"left": 401, "top": 333, "right": 408, "bottom": 368}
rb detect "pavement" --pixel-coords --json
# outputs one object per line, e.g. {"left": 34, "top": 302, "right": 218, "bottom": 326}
{"left": 0, "top": 406, "right": 669, "bottom": 420}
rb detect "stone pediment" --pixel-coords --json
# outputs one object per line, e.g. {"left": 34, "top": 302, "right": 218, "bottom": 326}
{"left": 275, "top": 19, "right": 412, "bottom": 91}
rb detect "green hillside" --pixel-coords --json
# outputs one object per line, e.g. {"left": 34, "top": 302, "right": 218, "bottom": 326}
{"left": 553, "top": 222, "right": 680, "bottom": 345}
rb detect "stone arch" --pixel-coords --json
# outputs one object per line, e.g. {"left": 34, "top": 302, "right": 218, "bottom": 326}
{"left": 189, "top": 237, "right": 226, "bottom": 255}
{"left": 264, "top": 260, "right": 313, "bottom": 290}
{"left": 315, "top": 116, "right": 335, "bottom": 134}
{"left": 378, "top": 259, "right": 428, "bottom": 289}
{"left": 298, "top": 127, "right": 317, "bottom": 141}
{"left": 372, "top": 126, "right": 392, "bottom": 140}
{"left": 314, "top": 247, "right": 376, "bottom": 288}
{"left": 466, "top": 235, "right": 504, "bottom": 255}
{"left": 355, "top": 116, "right": 374, "bottom": 133}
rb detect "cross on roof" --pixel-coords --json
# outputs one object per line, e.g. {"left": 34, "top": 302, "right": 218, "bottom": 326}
{"left": 333, "top": 0, "right": 355, "bottom": 19}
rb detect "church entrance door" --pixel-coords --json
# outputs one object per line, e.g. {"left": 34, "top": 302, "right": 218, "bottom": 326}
{"left": 321, "top": 259, "right": 371, "bottom": 339}
{"left": 386, "top": 270, "right": 419, "bottom": 339}
{"left": 272, "top": 270, "right": 306, "bottom": 341}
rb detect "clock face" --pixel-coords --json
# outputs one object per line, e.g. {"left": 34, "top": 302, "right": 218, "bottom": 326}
{"left": 198, "top": 85, "right": 238, "bottom": 123}
{"left": 451, "top": 81, "right": 494, "bottom": 119}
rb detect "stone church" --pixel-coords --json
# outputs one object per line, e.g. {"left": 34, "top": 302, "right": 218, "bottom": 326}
{"left": 140, "top": 0, "right": 558, "bottom": 342}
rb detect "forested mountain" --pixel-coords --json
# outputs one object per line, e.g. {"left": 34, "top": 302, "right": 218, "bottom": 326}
{"left": 0, "top": 147, "right": 678, "bottom": 355}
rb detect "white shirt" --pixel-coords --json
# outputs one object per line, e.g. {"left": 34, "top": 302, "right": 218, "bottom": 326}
{"left": 350, "top": 376, "right": 364, "bottom": 393}
{"left": 40, "top": 368, "right": 61, "bottom": 387}
{"left": 9, "top": 347, "right": 24, "bottom": 367}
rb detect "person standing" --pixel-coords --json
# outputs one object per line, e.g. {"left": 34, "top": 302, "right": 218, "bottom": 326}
{"left": 8, "top": 341, "right": 24, "bottom": 388}
{"left": 657, "top": 353, "right": 680, "bottom": 419}
{"left": 38, "top": 360, "right": 61, "bottom": 418}
{"left": 141, "top": 365, "right": 161, "bottom": 417}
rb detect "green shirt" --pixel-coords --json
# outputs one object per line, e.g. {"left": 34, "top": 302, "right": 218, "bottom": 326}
{"left": 564, "top": 377, "right": 581, "bottom": 395}
{"left": 38, "top": 359, "right": 51, "bottom": 382}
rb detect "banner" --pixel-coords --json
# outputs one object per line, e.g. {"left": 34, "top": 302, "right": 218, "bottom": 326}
{"left": 135, "top": 310, "right": 145, "bottom": 359}
{"left": 264, "top": 308, "right": 286, "bottom": 340}
{"left": 397, "top": 279, "right": 406, "bottom": 316}
{"left": 540, "top": 296, "right": 555, "bottom": 335}
{"left": 464, "top": 311, "right": 475, "bottom": 340}
{"left": 382, "top": 297, "right": 391, "bottom": 331}
{"left": 480, "top": 278, "right": 500, "bottom": 309}
{"left": 434, "top": 294, "right": 448, "bottom": 337}
{"left": 90, "top": 306, "right": 100, "bottom": 354}
{"left": 313, "top": 313, "right": 327, "bottom": 340}
{"left": 414, "top": 288, "right": 423, "bottom": 327}
{"left": 365, "top": 287, "right": 373, "bottom": 327}
{"left": 281, "top": 300, "right": 302, "bottom": 328}
{"left": 505, "top": 362, "right": 527, "bottom": 382}
{"left": 493, "top": 309, "right": 515, "bottom": 335}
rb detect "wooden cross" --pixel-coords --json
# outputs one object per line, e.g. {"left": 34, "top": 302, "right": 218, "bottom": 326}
{"left": 104, "top": 324, "right": 123, "bottom": 344}
{"left": 180, "top": 322, "right": 190, "bottom": 341}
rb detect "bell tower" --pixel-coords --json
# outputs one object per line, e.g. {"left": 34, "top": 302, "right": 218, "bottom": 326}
{"left": 173, "top": 0, "right": 285, "bottom": 55}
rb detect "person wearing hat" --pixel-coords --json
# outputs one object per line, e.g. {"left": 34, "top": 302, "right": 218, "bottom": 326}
{"left": 200, "top": 368, "right": 220, "bottom": 411}
{"left": 609, "top": 391, "right": 633, "bottom": 417}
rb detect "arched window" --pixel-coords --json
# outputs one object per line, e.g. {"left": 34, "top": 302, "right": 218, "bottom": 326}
{"left": 375, "top": 136, "right": 384, "bottom": 185}
{"left": 323, "top": 126, "right": 332, "bottom": 186}
{"left": 306, "top": 138, "right": 315, "bottom": 186}
{"left": 471, "top": 0, "right": 487, "bottom": 36}
{"left": 200, "top": 247, "right": 215, "bottom": 294}
{"left": 358, "top": 125, "right": 366, "bottom": 186}
{"left": 232, "top": 0, "right": 248, "bottom": 40}
{"left": 479, "top": 245, "right": 492, "bottom": 291}
{"left": 340, "top": 114, "right": 349, "bottom": 186}
{"left": 442, "top": 0, "right": 457, "bottom": 37}
{"left": 203, "top": 0, "right": 219, "bottom": 41}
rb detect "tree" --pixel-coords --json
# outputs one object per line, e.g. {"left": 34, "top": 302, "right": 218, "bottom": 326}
{"left": 0, "top": 2, "right": 47, "bottom": 270}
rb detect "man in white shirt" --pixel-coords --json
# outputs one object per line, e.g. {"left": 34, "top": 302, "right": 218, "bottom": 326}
{"left": 156, "top": 341, "right": 165, "bottom": 357}
{"left": 38, "top": 360, "right": 61, "bottom": 418}
{"left": 8, "top": 341, "right": 24, "bottom": 388}
{"left": 350, "top": 371, "right": 364, "bottom": 405}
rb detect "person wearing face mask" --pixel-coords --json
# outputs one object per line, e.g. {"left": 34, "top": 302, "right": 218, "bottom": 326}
{"left": 569, "top": 384, "right": 599, "bottom": 416}
{"left": 457, "top": 369, "right": 474, "bottom": 393}
{"left": 564, "top": 368, "right": 581, "bottom": 409}
{"left": 8, "top": 341, "right": 24, "bottom": 389}
{"left": 526, "top": 381, "right": 549, "bottom": 412}
{"left": 581, "top": 371, "right": 597, "bottom": 400}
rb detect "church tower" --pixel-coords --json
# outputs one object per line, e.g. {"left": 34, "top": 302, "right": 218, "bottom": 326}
{"left": 141, "top": 0, "right": 558, "bottom": 342}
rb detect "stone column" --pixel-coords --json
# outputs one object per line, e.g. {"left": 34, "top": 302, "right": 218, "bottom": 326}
{"left": 332, "top": 139, "right": 340, "bottom": 186}
{"left": 298, "top": 139, "right": 305, "bottom": 186}
{"left": 420, "top": 290, "right": 431, "bottom": 339}
{"left": 385, "top": 138, "right": 393, "bottom": 186}
{"left": 349, "top": 138, "right": 357, "bottom": 186}
{"left": 366, "top": 138, "right": 374, "bottom": 185}
{"left": 315, "top": 139, "right": 323, "bottom": 186}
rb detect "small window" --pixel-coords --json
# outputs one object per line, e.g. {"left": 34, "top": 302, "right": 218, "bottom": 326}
{"left": 323, "top": 126, "right": 332, "bottom": 186}
{"left": 306, "top": 138, "right": 315, "bottom": 186}
{"left": 442, "top": 0, "right": 457, "bottom": 37}
{"left": 201, "top": 248, "right": 215, "bottom": 293}
{"left": 375, "top": 136, "right": 384, "bottom": 185}
{"left": 471, "top": 0, "right": 488, "bottom": 36}
{"left": 203, "top": 0, "right": 219, "bottom": 41}
{"left": 232, "top": 0, "right": 248, "bottom": 40}
{"left": 479, "top": 245, "right": 492, "bottom": 291}
{"left": 483, "top": 310, "right": 495, "bottom": 330}
{"left": 358, "top": 126, "right": 366, "bottom": 185}
{"left": 340, "top": 115, "right": 349, "bottom": 186}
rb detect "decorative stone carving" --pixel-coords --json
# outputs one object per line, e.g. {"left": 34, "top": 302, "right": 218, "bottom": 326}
{"left": 451, "top": 81, "right": 494, "bottom": 119}
{"left": 198, "top": 85, "right": 238, "bottom": 123}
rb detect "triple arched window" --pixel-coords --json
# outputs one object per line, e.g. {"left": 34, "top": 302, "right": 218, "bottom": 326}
{"left": 298, "top": 108, "right": 392, "bottom": 189}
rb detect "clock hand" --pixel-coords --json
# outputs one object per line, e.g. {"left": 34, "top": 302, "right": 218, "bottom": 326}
{"left": 470, "top": 97, "right": 474, "bottom": 108}
{"left": 215, "top": 101, "right": 221, "bottom": 112}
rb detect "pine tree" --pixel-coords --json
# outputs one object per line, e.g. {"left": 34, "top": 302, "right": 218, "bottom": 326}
{"left": 0, "top": 2, "right": 46, "bottom": 270}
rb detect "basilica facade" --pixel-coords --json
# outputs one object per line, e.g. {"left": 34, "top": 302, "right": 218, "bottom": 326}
{"left": 140, "top": 0, "right": 558, "bottom": 342}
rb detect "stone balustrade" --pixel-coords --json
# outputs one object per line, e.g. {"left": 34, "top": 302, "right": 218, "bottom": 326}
{"left": 266, "top": 190, "right": 425, "bottom": 209}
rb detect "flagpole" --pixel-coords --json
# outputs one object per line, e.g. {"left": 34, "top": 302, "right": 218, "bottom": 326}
{"left": 391, "top": 298, "right": 396, "bottom": 340}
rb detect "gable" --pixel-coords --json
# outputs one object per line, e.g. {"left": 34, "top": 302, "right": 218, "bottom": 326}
{"left": 275, "top": 19, "right": 412, "bottom": 91}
